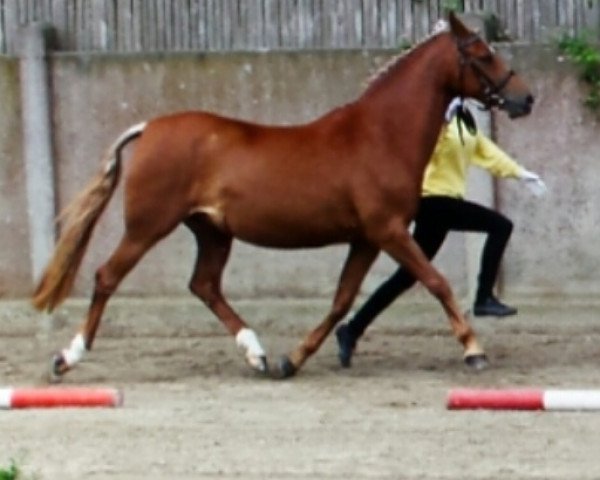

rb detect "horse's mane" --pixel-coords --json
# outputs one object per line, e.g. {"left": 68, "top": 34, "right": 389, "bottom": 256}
{"left": 363, "top": 21, "right": 450, "bottom": 90}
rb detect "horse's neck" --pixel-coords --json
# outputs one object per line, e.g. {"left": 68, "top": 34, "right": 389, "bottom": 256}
{"left": 359, "top": 38, "right": 454, "bottom": 172}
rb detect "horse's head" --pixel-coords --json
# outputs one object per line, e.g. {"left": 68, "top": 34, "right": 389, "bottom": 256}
{"left": 447, "top": 12, "right": 534, "bottom": 118}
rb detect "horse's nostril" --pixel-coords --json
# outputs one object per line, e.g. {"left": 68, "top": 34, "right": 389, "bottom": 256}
{"left": 527, "top": 94, "right": 535, "bottom": 105}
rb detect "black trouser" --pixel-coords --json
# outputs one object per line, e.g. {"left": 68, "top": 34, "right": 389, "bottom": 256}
{"left": 346, "top": 195, "right": 513, "bottom": 339}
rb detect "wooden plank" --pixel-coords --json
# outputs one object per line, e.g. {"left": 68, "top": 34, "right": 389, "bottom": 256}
{"left": 41, "top": 0, "right": 53, "bottom": 20}
{"left": 482, "top": 0, "right": 501, "bottom": 16}
{"left": 535, "top": 0, "right": 558, "bottom": 43}
{"left": 332, "top": 0, "right": 345, "bottom": 48}
{"left": 382, "top": 0, "right": 393, "bottom": 47}
{"left": 279, "top": 0, "right": 292, "bottom": 48}
{"left": 246, "top": 0, "right": 263, "bottom": 50}
{"left": 321, "top": 0, "right": 333, "bottom": 48}
{"left": 2, "top": 0, "right": 18, "bottom": 54}
{"left": 114, "top": 0, "right": 127, "bottom": 51}
{"left": 263, "top": 0, "right": 280, "bottom": 48}
{"left": 464, "top": 0, "right": 480, "bottom": 13}
{"left": 329, "top": 0, "right": 343, "bottom": 48}
{"left": 72, "top": 0, "right": 81, "bottom": 50}
{"left": 131, "top": 0, "right": 142, "bottom": 51}
{"left": 182, "top": 0, "right": 192, "bottom": 50}
{"left": 194, "top": 0, "right": 207, "bottom": 51}
{"left": 173, "top": 0, "right": 184, "bottom": 50}
{"left": 206, "top": 0, "right": 218, "bottom": 51}
{"left": 106, "top": 0, "right": 117, "bottom": 51}
{"left": 89, "top": 0, "right": 104, "bottom": 50}
{"left": 357, "top": 0, "right": 369, "bottom": 47}
{"left": 577, "top": 0, "right": 599, "bottom": 37}
{"left": 150, "top": 0, "right": 158, "bottom": 50}
{"left": 188, "top": 0, "right": 199, "bottom": 50}
{"left": 529, "top": 0, "right": 540, "bottom": 42}
{"left": 223, "top": 0, "right": 237, "bottom": 50}
{"left": 362, "top": 0, "right": 380, "bottom": 48}
{"left": 582, "top": 0, "right": 600, "bottom": 40}
{"left": 141, "top": 0, "right": 153, "bottom": 51}
{"left": 232, "top": 0, "right": 252, "bottom": 50}
{"left": 174, "top": 0, "right": 187, "bottom": 50}
{"left": 351, "top": 0, "right": 364, "bottom": 48}
{"left": 215, "top": 0, "right": 225, "bottom": 50}
{"left": 563, "top": 0, "right": 575, "bottom": 36}
{"left": 153, "top": 0, "right": 164, "bottom": 51}
{"left": 313, "top": 0, "right": 324, "bottom": 48}
{"left": 48, "top": 0, "right": 68, "bottom": 50}
{"left": 278, "top": 0, "right": 287, "bottom": 48}
{"left": 495, "top": 0, "right": 509, "bottom": 38}
{"left": 400, "top": 0, "right": 414, "bottom": 44}
{"left": 506, "top": 0, "right": 518, "bottom": 40}
{"left": 428, "top": 0, "right": 440, "bottom": 36}
{"left": 20, "top": 0, "right": 30, "bottom": 24}
{"left": 412, "top": 0, "right": 429, "bottom": 41}
{"left": 165, "top": 0, "right": 174, "bottom": 50}
{"left": 209, "top": 0, "right": 218, "bottom": 50}
{"left": 0, "top": 0, "right": 4, "bottom": 53}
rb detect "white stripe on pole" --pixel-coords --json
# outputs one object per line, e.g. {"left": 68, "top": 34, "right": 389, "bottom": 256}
{"left": 0, "top": 388, "right": 13, "bottom": 408}
{"left": 543, "top": 390, "right": 600, "bottom": 410}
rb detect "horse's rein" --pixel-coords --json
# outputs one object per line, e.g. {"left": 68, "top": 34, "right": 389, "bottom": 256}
{"left": 455, "top": 34, "right": 515, "bottom": 109}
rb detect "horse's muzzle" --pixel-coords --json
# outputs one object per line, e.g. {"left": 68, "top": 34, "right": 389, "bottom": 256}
{"left": 503, "top": 93, "right": 535, "bottom": 118}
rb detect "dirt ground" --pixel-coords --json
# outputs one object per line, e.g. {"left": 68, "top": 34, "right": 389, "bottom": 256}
{"left": 2, "top": 298, "right": 600, "bottom": 480}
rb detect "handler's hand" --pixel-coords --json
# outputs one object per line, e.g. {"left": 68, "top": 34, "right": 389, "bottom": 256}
{"left": 520, "top": 169, "right": 547, "bottom": 197}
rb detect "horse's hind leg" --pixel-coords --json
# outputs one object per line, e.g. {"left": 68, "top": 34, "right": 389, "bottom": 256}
{"left": 50, "top": 234, "right": 158, "bottom": 380}
{"left": 185, "top": 215, "right": 268, "bottom": 373}
{"left": 276, "top": 241, "right": 379, "bottom": 378}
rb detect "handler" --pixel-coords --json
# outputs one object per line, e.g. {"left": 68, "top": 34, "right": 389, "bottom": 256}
{"left": 336, "top": 98, "right": 547, "bottom": 367}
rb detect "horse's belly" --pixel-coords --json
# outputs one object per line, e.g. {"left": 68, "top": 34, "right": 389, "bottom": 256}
{"left": 227, "top": 211, "right": 358, "bottom": 249}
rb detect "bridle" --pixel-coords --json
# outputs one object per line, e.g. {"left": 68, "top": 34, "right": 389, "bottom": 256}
{"left": 455, "top": 33, "right": 515, "bottom": 109}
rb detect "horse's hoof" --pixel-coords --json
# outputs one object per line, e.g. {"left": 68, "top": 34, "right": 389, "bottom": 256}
{"left": 271, "top": 356, "right": 297, "bottom": 379}
{"left": 47, "top": 353, "right": 67, "bottom": 384}
{"left": 464, "top": 353, "right": 489, "bottom": 371}
{"left": 250, "top": 355, "right": 269, "bottom": 376}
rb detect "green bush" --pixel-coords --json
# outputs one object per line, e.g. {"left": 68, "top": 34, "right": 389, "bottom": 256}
{"left": 558, "top": 33, "right": 600, "bottom": 111}
{"left": 0, "top": 460, "right": 19, "bottom": 480}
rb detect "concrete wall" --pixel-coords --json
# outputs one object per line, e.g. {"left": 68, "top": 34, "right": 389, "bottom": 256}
{"left": 496, "top": 45, "right": 600, "bottom": 302}
{"left": 0, "top": 58, "right": 30, "bottom": 297}
{"left": 1, "top": 45, "right": 597, "bottom": 303}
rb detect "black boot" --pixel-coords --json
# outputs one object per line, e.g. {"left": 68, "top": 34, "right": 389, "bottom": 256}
{"left": 473, "top": 295, "right": 517, "bottom": 317}
{"left": 335, "top": 324, "right": 357, "bottom": 368}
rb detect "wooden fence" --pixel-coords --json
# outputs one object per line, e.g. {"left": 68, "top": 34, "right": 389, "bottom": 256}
{"left": 0, "top": 0, "right": 599, "bottom": 54}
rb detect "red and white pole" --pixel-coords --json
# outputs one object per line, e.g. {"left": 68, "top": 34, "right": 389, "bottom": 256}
{"left": 0, "top": 387, "right": 123, "bottom": 409}
{"left": 447, "top": 388, "right": 600, "bottom": 411}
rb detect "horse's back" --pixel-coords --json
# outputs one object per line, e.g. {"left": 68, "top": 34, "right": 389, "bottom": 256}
{"left": 123, "top": 110, "right": 367, "bottom": 248}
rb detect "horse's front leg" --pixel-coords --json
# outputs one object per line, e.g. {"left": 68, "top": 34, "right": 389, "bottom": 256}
{"left": 375, "top": 220, "right": 488, "bottom": 369}
{"left": 274, "top": 242, "right": 379, "bottom": 378}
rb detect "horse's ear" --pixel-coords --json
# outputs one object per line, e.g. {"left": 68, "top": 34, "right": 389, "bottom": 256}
{"left": 448, "top": 11, "right": 471, "bottom": 38}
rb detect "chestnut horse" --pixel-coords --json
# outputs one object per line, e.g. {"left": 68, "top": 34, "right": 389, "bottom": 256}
{"left": 33, "top": 13, "right": 533, "bottom": 380}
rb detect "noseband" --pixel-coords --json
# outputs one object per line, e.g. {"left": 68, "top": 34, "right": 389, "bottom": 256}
{"left": 456, "top": 34, "right": 514, "bottom": 109}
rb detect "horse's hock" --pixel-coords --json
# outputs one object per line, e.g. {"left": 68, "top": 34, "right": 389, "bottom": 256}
{"left": 0, "top": 43, "right": 597, "bottom": 302}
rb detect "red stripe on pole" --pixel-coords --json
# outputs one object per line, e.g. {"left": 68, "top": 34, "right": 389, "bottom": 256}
{"left": 7, "top": 388, "right": 122, "bottom": 408}
{"left": 447, "top": 388, "right": 543, "bottom": 410}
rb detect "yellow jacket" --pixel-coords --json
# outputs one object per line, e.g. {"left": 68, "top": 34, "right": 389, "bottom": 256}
{"left": 422, "top": 116, "right": 524, "bottom": 198}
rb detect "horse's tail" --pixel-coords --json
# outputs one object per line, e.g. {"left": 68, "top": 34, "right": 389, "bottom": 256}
{"left": 32, "top": 122, "right": 147, "bottom": 312}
